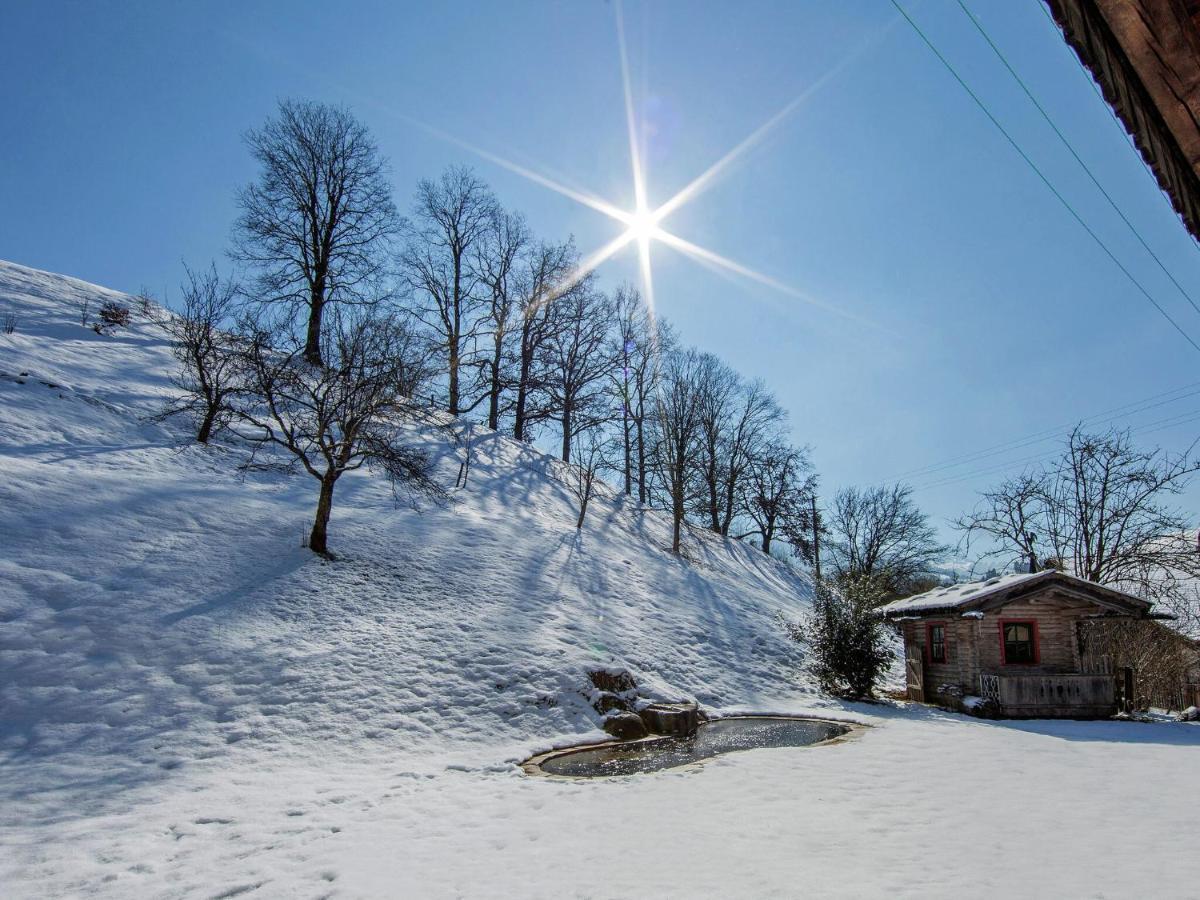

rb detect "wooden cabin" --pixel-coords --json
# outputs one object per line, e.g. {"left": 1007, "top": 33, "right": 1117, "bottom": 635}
{"left": 880, "top": 571, "right": 1168, "bottom": 718}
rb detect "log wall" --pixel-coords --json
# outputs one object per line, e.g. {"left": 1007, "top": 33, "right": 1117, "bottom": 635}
{"left": 899, "top": 587, "right": 1124, "bottom": 716}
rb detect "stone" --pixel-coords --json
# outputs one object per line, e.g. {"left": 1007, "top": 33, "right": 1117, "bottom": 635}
{"left": 588, "top": 668, "right": 637, "bottom": 695}
{"left": 639, "top": 702, "right": 700, "bottom": 737}
{"left": 602, "top": 711, "right": 648, "bottom": 740}
{"left": 1177, "top": 706, "right": 1199, "bottom": 722}
{"left": 593, "top": 692, "right": 629, "bottom": 715}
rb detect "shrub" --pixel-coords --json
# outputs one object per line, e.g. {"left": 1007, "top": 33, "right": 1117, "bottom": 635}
{"left": 801, "top": 576, "right": 895, "bottom": 699}
{"left": 2, "top": 311, "right": 15, "bottom": 335}
{"left": 134, "top": 287, "right": 155, "bottom": 318}
{"left": 98, "top": 301, "right": 131, "bottom": 327}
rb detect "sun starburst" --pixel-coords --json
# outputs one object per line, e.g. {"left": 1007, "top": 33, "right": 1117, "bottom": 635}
{"left": 399, "top": 1, "right": 890, "bottom": 325}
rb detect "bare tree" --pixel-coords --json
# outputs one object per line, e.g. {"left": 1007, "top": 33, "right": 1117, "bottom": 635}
{"left": 608, "top": 286, "right": 671, "bottom": 503}
{"left": 157, "top": 264, "right": 240, "bottom": 444}
{"left": 743, "top": 442, "right": 817, "bottom": 555}
{"left": 233, "top": 308, "right": 443, "bottom": 556}
{"left": 826, "top": 483, "right": 945, "bottom": 597}
{"left": 610, "top": 285, "right": 647, "bottom": 495}
{"left": 569, "top": 425, "right": 610, "bottom": 530}
{"left": 634, "top": 320, "right": 674, "bottom": 505}
{"left": 232, "top": 99, "right": 399, "bottom": 367}
{"left": 399, "top": 166, "right": 498, "bottom": 416}
{"left": 957, "top": 426, "right": 1200, "bottom": 627}
{"left": 511, "top": 238, "right": 577, "bottom": 443}
{"left": 689, "top": 354, "right": 786, "bottom": 537}
{"left": 543, "top": 279, "right": 616, "bottom": 463}
{"left": 719, "top": 379, "right": 785, "bottom": 536}
{"left": 693, "top": 353, "right": 737, "bottom": 532}
{"left": 653, "top": 348, "right": 705, "bottom": 554}
{"left": 473, "top": 208, "right": 529, "bottom": 430}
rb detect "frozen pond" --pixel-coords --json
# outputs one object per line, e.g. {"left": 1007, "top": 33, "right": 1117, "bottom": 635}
{"left": 526, "top": 716, "right": 853, "bottom": 778}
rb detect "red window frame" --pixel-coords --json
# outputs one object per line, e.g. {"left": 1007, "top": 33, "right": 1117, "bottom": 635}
{"left": 925, "top": 621, "right": 948, "bottom": 664}
{"left": 998, "top": 619, "right": 1040, "bottom": 665}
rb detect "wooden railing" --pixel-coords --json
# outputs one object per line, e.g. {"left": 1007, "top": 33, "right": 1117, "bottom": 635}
{"left": 995, "top": 673, "right": 1115, "bottom": 714}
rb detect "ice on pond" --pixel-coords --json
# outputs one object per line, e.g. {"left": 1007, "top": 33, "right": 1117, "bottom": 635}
{"left": 530, "top": 716, "right": 852, "bottom": 778}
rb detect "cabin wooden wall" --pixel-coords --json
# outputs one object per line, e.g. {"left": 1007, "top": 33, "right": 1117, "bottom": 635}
{"left": 900, "top": 587, "right": 1113, "bottom": 703}
{"left": 900, "top": 618, "right": 975, "bottom": 702}
{"left": 974, "top": 589, "right": 1094, "bottom": 674}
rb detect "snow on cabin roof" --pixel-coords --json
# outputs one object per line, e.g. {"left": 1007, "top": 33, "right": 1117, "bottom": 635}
{"left": 880, "top": 571, "right": 1047, "bottom": 616}
{"left": 879, "top": 569, "right": 1152, "bottom": 618}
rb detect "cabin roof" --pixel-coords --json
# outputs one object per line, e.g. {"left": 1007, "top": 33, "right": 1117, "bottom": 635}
{"left": 1045, "top": 0, "right": 1200, "bottom": 242}
{"left": 879, "top": 570, "right": 1156, "bottom": 619}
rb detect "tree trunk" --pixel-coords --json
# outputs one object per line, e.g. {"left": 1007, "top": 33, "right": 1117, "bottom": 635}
{"left": 514, "top": 350, "right": 531, "bottom": 441}
{"left": 721, "top": 476, "right": 737, "bottom": 536}
{"left": 448, "top": 339, "right": 460, "bottom": 416}
{"left": 560, "top": 402, "right": 572, "bottom": 463}
{"left": 622, "top": 406, "right": 632, "bottom": 496}
{"left": 577, "top": 478, "right": 592, "bottom": 529}
{"left": 196, "top": 406, "right": 217, "bottom": 444}
{"left": 811, "top": 494, "right": 822, "bottom": 581}
{"left": 487, "top": 353, "right": 501, "bottom": 431}
{"left": 309, "top": 475, "right": 337, "bottom": 556}
{"left": 707, "top": 469, "right": 721, "bottom": 533}
{"left": 636, "top": 415, "right": 646, "bottom": 505}
{"left": 304, "top": 291, "right": 325, "bottom": 367}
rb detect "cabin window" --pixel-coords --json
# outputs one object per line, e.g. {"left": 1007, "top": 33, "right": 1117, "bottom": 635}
{"left": 1001, "top": 620, "right": 1038, "bottom": 665}
{"left": 926, "top": 623, "right": 947, "bottom": 664}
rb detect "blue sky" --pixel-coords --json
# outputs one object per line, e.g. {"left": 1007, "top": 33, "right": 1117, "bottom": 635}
{"left": 5, "top": 0, "right": 1200, "bottom": 546}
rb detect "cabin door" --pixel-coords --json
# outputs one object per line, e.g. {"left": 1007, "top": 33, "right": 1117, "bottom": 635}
{"left": 905, "top": 645, "right": 925, "bottom": 702}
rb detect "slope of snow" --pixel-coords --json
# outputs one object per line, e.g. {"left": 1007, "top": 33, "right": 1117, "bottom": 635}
{"left": 2, "top": 260, "right": 1197, "bottom": 899}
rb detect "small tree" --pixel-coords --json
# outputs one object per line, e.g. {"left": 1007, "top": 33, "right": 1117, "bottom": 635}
{"left": 826, "top": 483, "right": 945, "bottom": 599}
{"left": 653, "top": 347, "right": 705, "bottom": 554}
{"left": 743, "top": 442, "right": 816, "bottom": 555}
{"left": 511, "top": 238, "right": 577, "bottom": 443}
{"left": 802, "top": 576, "right": 894, "bottom": 699}
{"left": 399, "top": 166, "right": 498, "bottom": 416}
{"left": 234, "top": 307, "right": 444, "bottom": 556}
{"left": 542, "top": 278, "right": 617, "bottom": 463}
{"left": 158, "top": 264, "right": 240, "bottom": 444}
{"left": 233, "top": 99, "right": 399, "bottom": 367}
{"left": 570, "top": 426, "right": 609, "bottom": 529}
{"left": 473, "top": 208, "right": 529, "bottom": 430}
{"left": 608, "top": 287, "right": 669, "bottom": 503}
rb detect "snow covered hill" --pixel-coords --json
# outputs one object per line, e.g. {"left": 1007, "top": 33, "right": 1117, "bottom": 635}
{"left": 0, "top": 259, "right": 831, "bottom": 890}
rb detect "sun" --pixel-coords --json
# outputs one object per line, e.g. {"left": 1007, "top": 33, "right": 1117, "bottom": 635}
{"left": 624, "top": 205, "right": 662, "bottom": 244}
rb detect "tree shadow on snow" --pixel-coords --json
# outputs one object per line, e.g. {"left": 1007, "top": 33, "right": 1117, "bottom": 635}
{"left": 865, "top": 699, "right": 1200, "bottom": 747}
{"left": 993, "top": 717, "right": 1200, "bottom": 747}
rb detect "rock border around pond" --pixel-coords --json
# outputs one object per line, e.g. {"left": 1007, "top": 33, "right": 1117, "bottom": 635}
{"left": 520, "top": 715, "right": 868, "bottom": 779}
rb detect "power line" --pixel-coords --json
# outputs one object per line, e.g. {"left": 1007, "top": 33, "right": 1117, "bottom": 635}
{"left": 889, "top": 0, "right": 1200, "bottom": 354}
{"left": 912, "top": 405, "right": 1200, "bottom": 491}
{"left": 885, "top": 379, "right": 1200, "bottom": 483}
{"left": 957, "top": 0, "right": 1200, "bottom": 318}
